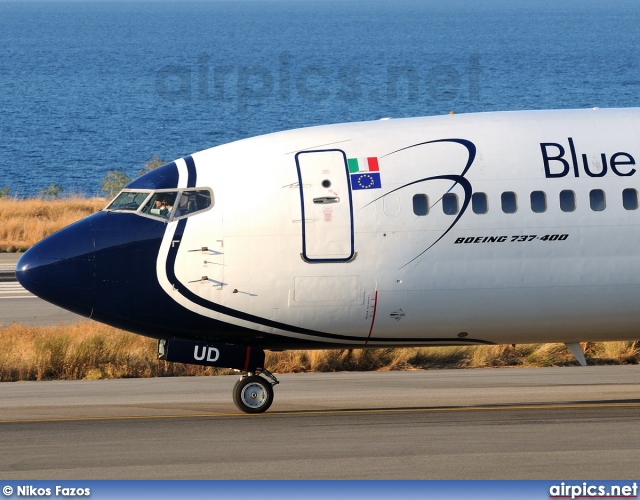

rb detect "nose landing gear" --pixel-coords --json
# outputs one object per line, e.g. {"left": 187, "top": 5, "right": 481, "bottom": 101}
{"left": 158, "top": 339, "right": 280, "bottom": 414}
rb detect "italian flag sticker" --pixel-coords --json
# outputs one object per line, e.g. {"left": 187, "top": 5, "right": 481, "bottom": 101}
{"left": 348, "top": 157, "right": 379, "bottom": 173}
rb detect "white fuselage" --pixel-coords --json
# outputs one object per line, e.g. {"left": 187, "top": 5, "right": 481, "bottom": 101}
{"left": 155, "top": 108, "right": 640, "bottom": 347}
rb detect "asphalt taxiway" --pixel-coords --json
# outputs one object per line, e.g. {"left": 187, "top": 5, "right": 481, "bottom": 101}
{"left": 1, "top": 367, "right": 639, "bottom": 479}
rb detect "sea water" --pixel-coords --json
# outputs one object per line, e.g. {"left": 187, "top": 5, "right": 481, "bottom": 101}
{"left": 1, "top": 0, "right": 639, "bottom": 197}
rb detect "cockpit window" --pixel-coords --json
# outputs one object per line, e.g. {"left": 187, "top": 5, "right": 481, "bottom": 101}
{"left": 107, "top": 191, "right": 151, "bottom": 212}
{"left": 104, "top": 188, "right": 213, "bottom": 221}
{"left": 140, "top": 192, "right": 178, "bottom": 219}
{"left": 174, "top": 190, "right": 212, "bottom": 219}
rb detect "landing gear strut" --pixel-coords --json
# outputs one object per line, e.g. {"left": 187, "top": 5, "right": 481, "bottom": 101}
{"left": 233, "top": 368, "right": 280, "bottom": 414}
{"left": 158, "top": 339, "right": 278, "bottom": 413}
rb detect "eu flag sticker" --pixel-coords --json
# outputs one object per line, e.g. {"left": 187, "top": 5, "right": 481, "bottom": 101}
{"left": 351, "top": 172, "right": 382, "bottom": 190}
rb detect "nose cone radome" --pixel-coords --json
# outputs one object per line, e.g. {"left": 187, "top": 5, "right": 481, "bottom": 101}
{"left": 16, "top": 216, "right": 96, "bottom": 317}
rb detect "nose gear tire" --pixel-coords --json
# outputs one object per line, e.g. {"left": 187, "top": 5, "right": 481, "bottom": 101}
{"left": 233, "top": 375, "right": 274, "bottom": 414}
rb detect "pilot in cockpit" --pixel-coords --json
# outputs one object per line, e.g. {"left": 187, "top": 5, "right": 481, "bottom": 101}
{"left": 150, "top": 195, "right": 173, "bottom": 218}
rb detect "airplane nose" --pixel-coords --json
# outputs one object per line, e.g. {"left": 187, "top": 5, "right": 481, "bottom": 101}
{"left": 16, "top": 216, "right": 95, "bottom": 317}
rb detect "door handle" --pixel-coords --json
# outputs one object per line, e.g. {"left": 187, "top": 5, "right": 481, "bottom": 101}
{"left": 313, "top": 196, "right": 340, "bottom": 204}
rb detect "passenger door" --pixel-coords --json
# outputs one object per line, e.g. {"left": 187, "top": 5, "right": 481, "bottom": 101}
{"left": 295, "top": 150, "right": 354, "bottom": 263}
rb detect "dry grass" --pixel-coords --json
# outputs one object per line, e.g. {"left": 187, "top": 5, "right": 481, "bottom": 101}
{"left": 1, "top": 322, "right": 638, "bottom": 381}
{"left": 0, "top": 322, "right": 231, "bottom": 381}
{"left": 266, "top": 342, "right": 640, "bottom": 372}
{"left": 0, "top": 197, "right": 105, "bottom": 252}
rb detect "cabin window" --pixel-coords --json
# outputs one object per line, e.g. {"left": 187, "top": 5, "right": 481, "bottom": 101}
{"left": 530, "top": 191, "right": 546, "bottom": 213}
{"left": 472, "top": 192, "right": 488, "bottom": 214}
{"left": 106, "top": 191, "right": 151, "bottom": 212}
{"left": 442, "top": 193, "right": 458, "bottom": 215}
{"left": 140, "top": 192, "right": 178, "bottom": 219}
{"left": 623, "top": 188, "right": 638, "bottom": 210}
{"left": 560, "top": 190, "right": 576, "bottom": 212}
{"left": 589, "top": 189, "right": 605, "bottom": 211}
{"left": 412, "top": 194, "right": 429, "bottom": 216}
{"left": 501, "top": 191, "right": 517, "bottom": 214}
{"left": 174, "top": 190, "right": 213, "bottom": 219}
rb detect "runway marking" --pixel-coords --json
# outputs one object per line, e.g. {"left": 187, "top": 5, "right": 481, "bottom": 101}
{"left": 1, "top": 401, "right": 639, "bottom": 424}
{"left": 0, "top": 285, "right": 26, "bottom": 291}
{"left": 0, "top": 282, "right": 32, "bottom": 298}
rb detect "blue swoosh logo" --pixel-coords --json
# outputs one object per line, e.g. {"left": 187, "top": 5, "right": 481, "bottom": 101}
{"left": 365, "top": 138, "right": 477, "bottom": 268}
